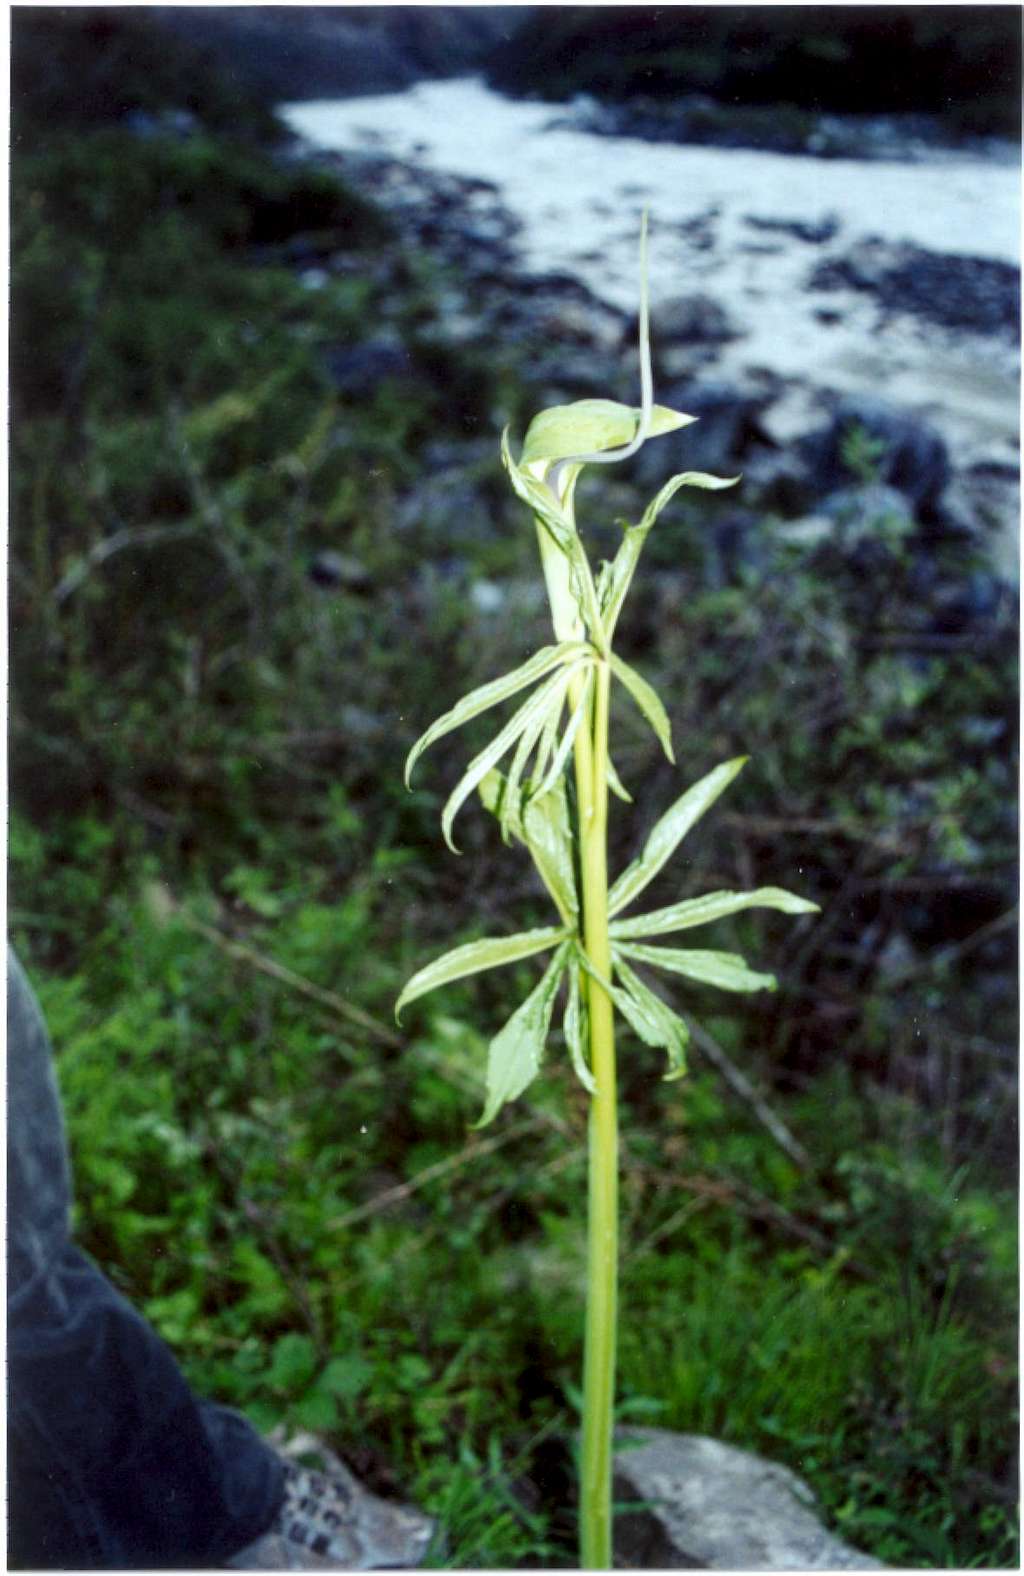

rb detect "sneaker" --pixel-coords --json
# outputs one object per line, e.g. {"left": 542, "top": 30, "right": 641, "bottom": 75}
{"left": 226, "top": 1435, "right": 435, "bottom": 1571}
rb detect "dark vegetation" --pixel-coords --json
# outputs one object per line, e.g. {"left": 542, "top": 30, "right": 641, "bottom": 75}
{"left": 487, "top": 6, "right": 1022, "bottom": 141}
{"left": 9, "top": 11, "right": 1018, "bottom": 1568}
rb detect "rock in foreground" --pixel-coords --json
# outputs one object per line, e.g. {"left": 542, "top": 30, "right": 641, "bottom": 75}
{"left": 613, "top": 1430, "right": 884, "bottom": 1570}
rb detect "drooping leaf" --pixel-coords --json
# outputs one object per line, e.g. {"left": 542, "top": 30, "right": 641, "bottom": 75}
{"left": 611, "top": 958, "right": 690, "bottom": 1081}
{"left": 500, "top": 671, "right": 571, "bottom": 844}
{"left": 608, "top": 756, "right": 749, "bottom": 917}
{"left": 614, "top": 941, "right": 777, "bottom": 994}
{"left": 533, "top": 666, "right": 593, "bottom": 800}
{"left": 522, "top": 781, "right": 579, "bottom": 921}
{"left": 442, "top": 661, "right": 589, "bottom": 851}
{"left": 520, "top": 400, "right": 696, "bottom": 470}
{"left": 480, "top": 769, "right": 579, "bottom": 923}
{"left": 472, "top": 943, "right": 571, "bottom": 1128}
{"left": 405, "top": 641, "right": 588, "bottom": 787}
{"left": 611, "top": 886, "right": 820, "bottom": 941}
{"left": 395, "top": 925, "right": 571, "bottom": 1021}
{"left": 609, "top": 652, "right": 675, "bottom": 764}
{"left": 563, "top": 964, "right": 596, "bottom": 1095}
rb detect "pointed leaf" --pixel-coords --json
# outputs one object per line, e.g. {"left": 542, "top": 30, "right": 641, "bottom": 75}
{"left": 502, "top": 429, "right": 605, "bottom": 641}
{"left": 564, "top": 965, "right": 596, "bottom": 1095}
{"left": 500, "top": 672, "right": 570, "bottom": 844}
{"left": 612, "top": 958, "right": 690, "bottom": 1081}
{"left": 611, "top": 886, "right": 820, "bottom": 941}
{"left": 534, "top": 667, "right": 593, "bottom": 800}
{"left": 600, "top": 521, "right": 652, "bottom": 640}
{"left": 609, "top": 757, "right": 748, "bottom": 916}
{"left": 472, "top": 943, "right": 571, "bottom": 1128}
{"left": 609, "top": 652, "right": 675, "bottom": 764}
{"left": 396, "top": 925, "right": 570, "bottom": 1021}
{"left": 607, "top": 755, "right": 633, "bottom": 802}
{"left": 405, "top": 641, "right": 588, "bottom": 787}
{"left": 522, "top": 780, "right": 579, "bottom": 921}
{"left": 442, "top": 662, "right": 587, "bottom": 851}
{"left": 615, "top": 942, "right": 777, "bottom": 994}
{"left": 480, "top": 771, "right": 578, "bottom": 922}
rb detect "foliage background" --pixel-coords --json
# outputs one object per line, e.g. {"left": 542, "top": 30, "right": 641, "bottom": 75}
{"left": 9, "top": 10, "right": 1018, "bottom": 1568}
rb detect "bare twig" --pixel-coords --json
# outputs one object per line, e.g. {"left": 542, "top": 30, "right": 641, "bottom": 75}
{"left": 325, "top": 1117, "right": 543, "bottom": 1232}
{"left": 52, "top": 523, "right": 202, "bottom": 606}
{"left": 685, "top": 1016, "right": 812, "bottom": 1171}
{"left": 146, "top": 882, "right": 402, "bottom": 1049}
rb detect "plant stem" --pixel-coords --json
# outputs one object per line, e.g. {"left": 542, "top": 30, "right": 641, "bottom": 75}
{"left": 576, "top": 658, "right": 618, "bottom": 1569}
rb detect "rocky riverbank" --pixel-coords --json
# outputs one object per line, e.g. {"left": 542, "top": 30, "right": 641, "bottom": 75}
{"left": 281, "top": 102, "right": 1019, "bottom": 606}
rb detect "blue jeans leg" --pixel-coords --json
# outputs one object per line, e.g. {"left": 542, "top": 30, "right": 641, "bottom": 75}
{"left": 7, "top": 950, "right": 285, "bottom": 1568}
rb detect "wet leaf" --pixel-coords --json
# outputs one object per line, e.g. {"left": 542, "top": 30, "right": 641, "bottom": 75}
{"left": 611, "top": 958, "right": 690, "bottom": 1080}
{"left": 563, "top": 964, "right": 596, "bottom": 1095}
{"left": 405, "top": 641, "right": 589, "bottom": 788}
{"left": 442, "top": 662, "right": 588, "bottom": 851}
{"left": 615, "top": 941, "right": 777, "bottom": 993}
{"left": 472, "top": 943, "right": 571, "bottom": 1128}
{"left": 608, "top": 757, "right": 748, "bottom": 916}
{"left": 609, "top": 653, "right": 675, "bottom": 764}
{"left": 611, "top": 886, "right": 820, "bottom": 941}
{"left": 395, "top": 924, "right": 571, "bottom": 1021}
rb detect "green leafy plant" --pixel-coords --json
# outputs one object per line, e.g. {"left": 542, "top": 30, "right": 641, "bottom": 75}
{"left": 399, "top": 217, "right": 818, "bottom": 1568}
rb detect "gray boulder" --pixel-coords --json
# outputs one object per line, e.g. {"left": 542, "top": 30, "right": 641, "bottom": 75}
{"left": 613, "top": 1429, "right": 884, "bottom": 1570}
{"left": 799, "top": 395, "right": 950, "bottom": 516}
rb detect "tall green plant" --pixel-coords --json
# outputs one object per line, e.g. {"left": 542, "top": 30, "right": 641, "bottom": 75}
{"left": 398, "top": 217, "right": 818, "bottom": 1569}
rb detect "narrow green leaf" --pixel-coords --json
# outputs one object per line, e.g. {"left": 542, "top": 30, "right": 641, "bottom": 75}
{"left": 564, "top": 965, "right": 596, "bottom": 1095}
{"left": 612, "top": 958, "right": 690, "bottom": 1081}
{"left": 574, "top": 946, "right": 685, "bottom": 1078}
{"left": 522, "top": 780, "right": 579, "bottom": 921}
{"left": 615, "top": 942, "right": 777, "bottom": 994}
{"left": 472, "top": 943, "right": 571, "bottom": 1129}
{"left": 611, "top": 886, "right": 821, "bottom": 941}
{"left": 405, "top": 641, "right": 588, "bottom": 787}
{"left": 480, "top": 771, "right": 578, "bottom": 922}
{"left": 395, "top": 925, "right": 571, "bottom": 1021}
{"left": 642, "top": 471, "right": 740, "bottom": 517}
{"left": 607, "top": 755, "right": 633, "bottom": 802}
{"left": 500, "top": 672, "right": 570, "bottom": 844}
{"left": 533, "top": 667, "right": 593, "bottom": 800}
{"left": 442, "top": 662, "right": 587, "bottom": 851}
{"left": 609, "top": 652, "right": 675, "bottom": 764}
{"left": 600, "top": 521, "right": 652, "bottom": 641}
{"left": 608, "top": 756, "right": 749, "bottom": 917}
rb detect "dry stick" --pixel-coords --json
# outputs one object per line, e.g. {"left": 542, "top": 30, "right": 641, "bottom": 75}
{"left": 324, "top": 1117, "right": 543, "bottom": 1232}
{"left": 149, "top": 884, "right": 401, "bottom": 1049}
{"left": 685, "top": 1016, "right": 811, "bottom": 1172}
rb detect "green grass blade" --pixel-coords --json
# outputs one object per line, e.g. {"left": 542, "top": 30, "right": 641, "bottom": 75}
{"left": 611, "top": 886, "right": 821, "bottom": 941}
{"left": 404, "top": 641, "right": 588, "bottom": 788}
{"left": 395, "top": 925, "right": 571, "bottom": 1021}
{"left": 615, "top": 941, "right": 777, "bottom": 993}
{"left": 608, "top": 652, "right": 675, "bottom": 764}
{"left": 608, "top": 756, "right": 749, "bottom": 916}
{"left": 472, "top": 942, "right": 572, "bottom": 1128}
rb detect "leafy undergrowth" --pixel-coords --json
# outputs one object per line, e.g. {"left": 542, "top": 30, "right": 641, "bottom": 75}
{"left": 10, "top": 25, "right": 1018, "bottom": 1570}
